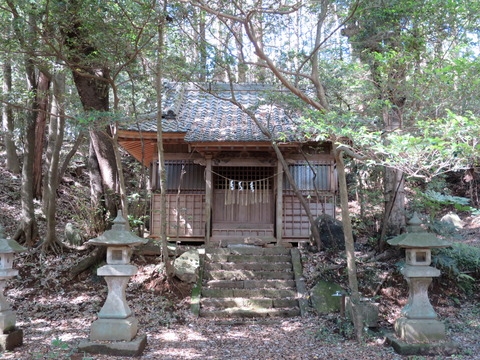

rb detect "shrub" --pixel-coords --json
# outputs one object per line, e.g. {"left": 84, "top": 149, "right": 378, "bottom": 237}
{"left": 432, "top": 243, "right": 480, "bottom": 294}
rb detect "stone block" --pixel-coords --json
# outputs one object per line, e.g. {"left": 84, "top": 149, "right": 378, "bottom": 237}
{"left": 174, "top": 250, "right": 200, "bottom": 283}
{"left": 201, "top": 288, "right": 234, "bottom": 298}
{"left": 346, "top": 298, "right": 379, "bottom": 328}
{"left": 0, "top": 328, "right": 23, "bottom": 351}
{"left": 78, "top": 334, "right": 147, "bottom": 357}
{"left": 310, "top": 280, "right": 343, "bottom": 314}
{"left": 0, "top": 310, "right": 15, "bottom": 333}
{"left": 90, "top": 317, "right": 138, "bottom": 341}
{"left": 395, "top": 317, "right": 446, "bottom": 342}
{"left": 386, "top": 332, "right": 459, "bottom": 356}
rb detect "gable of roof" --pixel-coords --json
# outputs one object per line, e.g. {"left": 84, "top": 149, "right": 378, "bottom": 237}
{"left": 122, "top": 83, "right": 304, "bottom": 143}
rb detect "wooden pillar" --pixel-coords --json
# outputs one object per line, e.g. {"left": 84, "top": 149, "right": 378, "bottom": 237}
{"left": 205, "top": 156, "right": 212, "bottom": 246}
{"left": 150, "top": 160, "right": 158, "bottom": 191}
{"left": 276, "top": 160, "right": 283, "bottom": 245}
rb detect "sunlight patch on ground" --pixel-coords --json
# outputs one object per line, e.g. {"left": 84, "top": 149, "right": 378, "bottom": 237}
{"left": 159, "top": 330, "right": 181, "bottom": 342}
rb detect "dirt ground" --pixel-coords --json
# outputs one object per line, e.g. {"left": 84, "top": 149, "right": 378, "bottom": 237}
{"left": 0, "top": 245, "right": 478, "bottom": 360}
{"left": 0, "top": 155, "right": 479, "bottom": 359}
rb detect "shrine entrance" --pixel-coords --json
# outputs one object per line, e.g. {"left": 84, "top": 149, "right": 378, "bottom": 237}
{"left": 212, "top": 166, "right": 275, "bottom": 240}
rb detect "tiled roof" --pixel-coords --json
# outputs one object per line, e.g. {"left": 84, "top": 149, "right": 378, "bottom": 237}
{"left": 122, "top": 83, "right": 302, "bottom": 143}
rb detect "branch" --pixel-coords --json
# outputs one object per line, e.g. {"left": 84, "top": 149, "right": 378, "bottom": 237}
{"left": 0, "top": 98, "right": 75, "bottom": 120}
{"left": 297, "top": 0, "right": 360, "bottom": 74}
{"left": 335, "top": 144, "right": 368, "bottom": 161}
{"left": 242, "top": 12, "right": 328, "bottom": 112}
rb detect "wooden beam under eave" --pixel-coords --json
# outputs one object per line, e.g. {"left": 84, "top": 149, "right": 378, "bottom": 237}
{"left": 118, "top": 139, "right": 156, "bottom": 167}
{"left": 118, "top": 130, "right": 187, "bottom": 167}
{"left": 117, "top": 129, "right": 186, "bottom": 140}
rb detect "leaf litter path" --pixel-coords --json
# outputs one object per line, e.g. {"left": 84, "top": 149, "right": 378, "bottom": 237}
{"left": 4, "top": 314, "right": 404, "bottom": 360}
{"left": 4, "top": 312, "right": 478, "bottom": 360}
{"left": 1, "top": 250, "right": 479, "bottom": 360}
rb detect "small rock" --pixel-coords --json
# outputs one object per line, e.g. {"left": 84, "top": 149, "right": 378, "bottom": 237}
{"left": 174, "top": 249, "right": 200, "bottom": 283}
{"left": 311, "top": 215, "right": 346, "bottom": 250}
{"left": 440, "top": 213, "right": 465, "bottom": 229}
{"left": 310, "top": 280, "right": 344, "bottom": 314}
{"left": 65, "top": 223, "right": 83, "bottom": 246}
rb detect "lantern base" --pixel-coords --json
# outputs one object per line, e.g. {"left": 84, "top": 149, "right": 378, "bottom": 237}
{"left": 394, "top": 317, "right": 446, "bottom": 342}
{"left": 0, "top": 327, "right": 23, "bottom": 351}
{"left": 386, "top": 332, "right": 458, "bottom": 356}
{"left": 78, "top": 333, "right": 147, "bottom": 357}
{"left": 0, "top": 309, "right": 15, "bottom": 333}
{"left": 90, "top": 317, "right": 138, "bottom": 341}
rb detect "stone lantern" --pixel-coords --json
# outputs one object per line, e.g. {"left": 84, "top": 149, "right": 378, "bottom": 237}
{"left": 79, "top": 211, "right": 147, "bottom": 356}
{"left": 0, "top": 224, "right": 26, "bottom": 351}
{"left": 387, "top": 213, "right": 452, "bottom": 345}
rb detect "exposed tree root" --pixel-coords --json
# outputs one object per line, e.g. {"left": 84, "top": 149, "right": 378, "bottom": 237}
{"left": 69, "top": 246, "right": 106, "bottom": 280}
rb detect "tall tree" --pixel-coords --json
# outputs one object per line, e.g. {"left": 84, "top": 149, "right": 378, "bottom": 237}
{"left": 60, "top": 0, "right": 119, "bottom": 228}
{"left": 6, "top": 1, "right": 44, "bottom": 245}
{"left": 43, "top": 72, "right": 66, "bottom": 252}
{"left": 33, "top": 70, "right": 50, "bottom": 199}
{"left": 155, "top": 0, "right": 173, "bottom": 276}
{"left": 1, "top": 59, "right": 20, "bottom": 173}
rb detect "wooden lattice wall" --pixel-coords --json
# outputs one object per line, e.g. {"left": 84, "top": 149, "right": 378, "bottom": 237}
{"left": 282, "top": 192, "right": 335, "bottom": 239}
{"left": 151, "top": 193, "right": 206, "bottom": 240}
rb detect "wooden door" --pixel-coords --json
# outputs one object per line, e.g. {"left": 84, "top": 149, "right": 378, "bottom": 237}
{"left": 212, "top": 166, "right": 275, "bottom": 237}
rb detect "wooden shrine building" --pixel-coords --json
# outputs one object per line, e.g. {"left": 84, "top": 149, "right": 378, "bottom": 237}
{"left": 118, "top": 83, "right": 337, "bottom": 246}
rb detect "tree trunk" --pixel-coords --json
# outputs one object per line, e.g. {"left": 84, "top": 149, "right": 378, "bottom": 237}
{"left": 156, "top": 3, "right": 173, "bottom": 277}
{"left": 2, "top": 61, "right": 20, "bottom": 173}
{"left": 88, "top": 129, "right": 119, "bottom": 218}
{"left": 14, "top": 59, "right": 39, "bottom": 246}
{"left": 198, "top": 9, "right": 207, "bottom": 82}
{"left": 70, "top": 67, "right": 119, "bottom": 229}
{"left": 310, "top": 1, "right": 331, "bottom": 111}
{"left": 61, "top": 1, "right": 119, "bottom": 230}
{"left": 381, "top": 104, "right": 406, "bottom": 240}
{"left": 43, "top": 72, "right": 66, "bottom": 253}
{"left": 112, "top": 122, "right": 130, "bottom": 230}
{"left": 379, "top": 167, "right": 405, "bottom": 250}
{"left": 334, "top": 146, "right": 363, "bottom": 342}
{"left": 233, "top": 21, "right": 247, "bottom": 82}
{"left": 33, "top": 71, "right": 51, "bottom": 199}
{"left": 58, "top": 130, "right": 86, "bottom": 181}
{"left": 88, "top": 140, "right": 106, "bottom": 233}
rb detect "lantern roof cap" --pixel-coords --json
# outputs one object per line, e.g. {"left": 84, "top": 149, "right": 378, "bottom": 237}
{"left": 87, "top": 211, "right": 148, "bottom": 247}
{"left": 0, "top": 225, "right": 27, "bottom": 253}
{"left": 387, "top": 213, "right": 452, "bottom": 248}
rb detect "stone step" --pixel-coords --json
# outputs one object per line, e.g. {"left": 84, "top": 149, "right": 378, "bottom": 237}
{"left": 206, "top": 254, "right": 291, "bottom": 263}
{"left": 206, "top": 247, "right": 291, "bottom": 256}
{"left": 210, "top": 237, "right": 276, "bottom": 247}
{"left": 202, "top": 288, "right": 297, "bottom": 298}
{"left": 201, "top": 297, "right": 299, "bottom": 309}
{"left": 205, "top": 279, "right": 296, "bottom": 289}
{"left": 199, "top": 307, "right": 301, "bottom": 318}
{"left": 198, "top": 245, "right": 300, "bottom": 319}
{"left": 205, "top": 262, "right": 292, "bottom": 271}
{"left": 206, "top": 270, "right": 294, "bottom": 281}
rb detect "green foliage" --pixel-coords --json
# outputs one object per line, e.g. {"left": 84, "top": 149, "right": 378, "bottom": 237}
{"left": 418, "top": 190, "right": 471, "bottom": 219}
{"left": 410, "top": 188, "right": 479, "bottom": 230}
{"left": 433, "top": 243, "right": 480, "bottom": 294}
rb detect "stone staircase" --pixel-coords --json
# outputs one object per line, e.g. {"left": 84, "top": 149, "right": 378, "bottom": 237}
{"left": 197, "top": 246, "right": 303, "bottom": 318}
